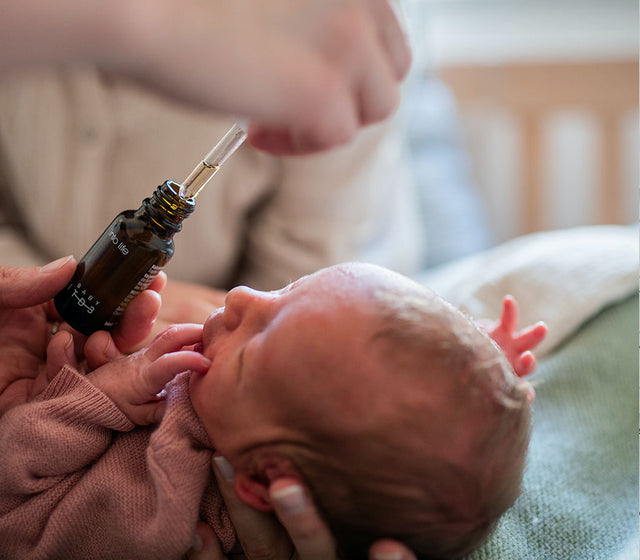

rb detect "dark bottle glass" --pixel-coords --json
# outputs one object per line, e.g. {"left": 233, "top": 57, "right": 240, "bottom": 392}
{"left": 54, "top": 181, "right": 195, "bottom": 335}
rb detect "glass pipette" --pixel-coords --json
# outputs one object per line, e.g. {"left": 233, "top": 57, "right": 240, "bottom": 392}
{"left": 179, "top": 122, "right": 247, "bottom": 199}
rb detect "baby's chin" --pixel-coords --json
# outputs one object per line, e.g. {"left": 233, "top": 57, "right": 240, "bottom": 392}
{"left": 188, "top": 366, "right": 209, "bottom": 421}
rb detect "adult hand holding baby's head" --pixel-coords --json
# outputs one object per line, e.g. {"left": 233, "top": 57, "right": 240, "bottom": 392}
{"left": 189, "top": 456, "right": 419, "bottom": 560}
{"left": 83, "top": 324, "right": 211, "bottom": 425}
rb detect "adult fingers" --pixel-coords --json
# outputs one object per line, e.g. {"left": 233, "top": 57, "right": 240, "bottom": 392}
{"left": 112, "top": 289, "right": 162, "bottom": 353}
{"left": 144, "top": 324, "right": 204, "bottom": 361}
{"left": 368, "top": 539, "right": 418, "bottom": 560}
{"left": 147, "top": 271, "right": 167, "bottom": 293}
{"left": 356, "top": 44, "right": 399, "bottom": 125}
{"left": 0, "top": 256, "right": 76, "bottom": 308}
{"left": 46, "top": 331, "right": 77, "bottom": 381}
{"left": 247, "top": 126, "right": 299, "bottom": 157}
{"left": 270, "top": 478, "right": 337, "bottom": 560}
{"left": 368, "top": 0, "right": 412, "bottom": 79}
{"left": 84, "top": 330, "right": 122, "bottom": 370}
{"left": 212, "top": 456, "right": 293, "bottom": 560}
{"left": 187, "top": 522, "right": 226, "bottom": 560}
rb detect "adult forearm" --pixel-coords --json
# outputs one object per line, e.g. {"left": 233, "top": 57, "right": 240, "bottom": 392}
{"left": 0, "top": 0, "right": 129, "bottom": 72}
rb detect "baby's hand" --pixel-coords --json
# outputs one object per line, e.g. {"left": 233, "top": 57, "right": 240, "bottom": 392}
{"left": 83, "top": 324, "right": 210, "bottom": 425}
{"left": 477, "top": 295, "right": 547, "bottom": 378}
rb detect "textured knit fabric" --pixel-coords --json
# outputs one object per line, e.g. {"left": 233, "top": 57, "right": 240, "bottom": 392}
{"left": 0, "top": 367, "right": 235, "bottom": 559}
{"left": 418, "top": 225, "right": 638, "bottom": 357}
{"left": 0, "top": 67, "right": 425, "bottom": 289}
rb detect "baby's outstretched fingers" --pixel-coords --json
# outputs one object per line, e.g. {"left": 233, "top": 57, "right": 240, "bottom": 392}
{"left": 144, "top": 324, "right": 204, "bottom": 361}
{"left": 46, "top": 331, "right": 77, "bottom": 381}
{"left": 514, "top": 321, "right": 548, "bottom": 353}
{"left": 141, "top": 351, "right": 211, "bottom": 399}
{"left": 513, "top": 351, "right": 537, "bottom": 378}
{"left": 498, "top": 295, "right": 519, "bottom": 333}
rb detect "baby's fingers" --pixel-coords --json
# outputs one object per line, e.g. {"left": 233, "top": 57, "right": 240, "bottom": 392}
{"left": 513, "top": 351, "right": 537, "bottom": 378}
{"left": 514, "top": 322, "right": 548, "bottom": 353}
{"left": 498, "top": 295, "right": 519, "bottom": 333}
{"left": 145, "top": 324, "right": 204, "bottom": 361}
{"left": 140, "top": 351, "right": 211, "bottom": 398}
{"left": 132, "top": 400, "right": 169, "bottom": 425}
{"left": 46, "top": 331, "right": 77, "bottom": 381}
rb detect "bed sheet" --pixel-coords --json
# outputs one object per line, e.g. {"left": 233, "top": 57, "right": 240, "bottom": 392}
{"left": 467, "top": 293, "right": 638, "bottom": 559}
{"left": 414, "top": 225, "right": 638, "bottom": 559}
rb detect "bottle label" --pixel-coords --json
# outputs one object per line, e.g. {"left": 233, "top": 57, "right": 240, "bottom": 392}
{"left": 66, "top": 283, "right": 101, "bottom": 315}
{"left": 108, "top": 230, "right": 130, "bottom": 255}
{"left": 104, "top": 264, "right": 163, "bottom": 327}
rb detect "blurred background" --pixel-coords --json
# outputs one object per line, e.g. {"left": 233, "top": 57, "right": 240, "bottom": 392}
{"left": 402, "top": 0, "right": 638, "bottom": 266}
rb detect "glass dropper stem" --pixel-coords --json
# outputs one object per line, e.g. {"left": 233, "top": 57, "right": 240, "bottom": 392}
{"left": 179, "top": 122, "right": 247, "bottom": 199}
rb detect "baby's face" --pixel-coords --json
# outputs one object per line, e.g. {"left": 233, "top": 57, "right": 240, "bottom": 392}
{"left": 190, "top": 263, "right": 390, "bottom": 461}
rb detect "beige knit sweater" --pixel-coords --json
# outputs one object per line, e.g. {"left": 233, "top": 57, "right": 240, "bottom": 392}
{"left": 0, "top": 68, "right": 425, "bottom": 290}
{"left": 0, "top": 366, "right": 236, "bottom": 559}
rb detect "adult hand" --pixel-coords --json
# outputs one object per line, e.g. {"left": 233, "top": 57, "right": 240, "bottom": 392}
{"left": 0, "top": 258, "right": 163, "bottom": 415}
{"left": 1, "top": 0, "right": 410, "bottom": 156}
{"left": 186, "top": 456, "right": 418, "bottom": 560}
{"left": 0, "top": 257, "right": 76, "bottom": 415}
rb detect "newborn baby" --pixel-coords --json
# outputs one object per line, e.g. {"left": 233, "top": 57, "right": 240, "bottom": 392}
{"left": 0, "top": 262, "right": 546, "bottom": 559}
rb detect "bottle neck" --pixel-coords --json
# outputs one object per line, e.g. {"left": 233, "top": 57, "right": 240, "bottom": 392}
{"left": 139, "top": 180, "right": 195, "bottom": 237}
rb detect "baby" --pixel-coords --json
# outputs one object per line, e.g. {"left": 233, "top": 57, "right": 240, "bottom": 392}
{"left": 0, "top": 263, "right": 546, "bottom": 560}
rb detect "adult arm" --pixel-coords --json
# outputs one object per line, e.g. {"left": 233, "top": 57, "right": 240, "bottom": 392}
{"left": 0, "top": 0, "right": 410, "bottom": 155}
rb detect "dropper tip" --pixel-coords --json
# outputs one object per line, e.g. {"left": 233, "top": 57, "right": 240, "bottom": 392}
{"left": 178, "top": 122, "right": 247, "bottom": 199}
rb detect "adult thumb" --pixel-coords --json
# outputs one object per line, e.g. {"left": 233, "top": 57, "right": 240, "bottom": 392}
{"left": 0, "top": 256, "right": 76, "bottom": 308}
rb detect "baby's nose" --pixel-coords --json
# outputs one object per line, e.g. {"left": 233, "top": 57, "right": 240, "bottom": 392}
{"left": 223, "top": 285, "right": 272, "bottom": 330}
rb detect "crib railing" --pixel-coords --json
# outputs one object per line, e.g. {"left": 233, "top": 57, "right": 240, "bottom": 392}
{"left": 437, "top": 59, "right": 638, "bottom": 241}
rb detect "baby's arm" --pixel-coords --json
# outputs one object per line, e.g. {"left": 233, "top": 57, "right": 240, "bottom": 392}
{"left": 0, "top": 366, "right": 135, "bottom": 515}
{"left": 47, "top": 324, "right": 211, "bottom": 425}
{"left": 478, "top": 295, "right": 548, "bottom": 378}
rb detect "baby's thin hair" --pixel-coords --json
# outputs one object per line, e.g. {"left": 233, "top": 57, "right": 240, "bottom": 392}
{"left": 284, "top": 282, "right": 532, "bottom": 559}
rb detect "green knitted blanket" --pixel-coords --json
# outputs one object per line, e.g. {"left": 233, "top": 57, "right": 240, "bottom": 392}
{"left": 467, "top": 294, "right": 639, "bottom": 560}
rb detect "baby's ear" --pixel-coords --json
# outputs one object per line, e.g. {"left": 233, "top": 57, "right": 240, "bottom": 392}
{"left": 234, "top": 454, "right": 302, "bottom": 512}
{"left": 234, "top": 473, "right": 273, "bottom": 512}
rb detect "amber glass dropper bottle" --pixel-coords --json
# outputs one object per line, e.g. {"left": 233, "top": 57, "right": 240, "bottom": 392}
{"left": 54, "top": 123, "right": 247, "bottom": 335}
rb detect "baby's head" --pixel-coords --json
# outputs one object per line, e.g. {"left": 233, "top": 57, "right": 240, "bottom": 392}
{"left": 190, "top": 263, "right": 531, "bottom": 559}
